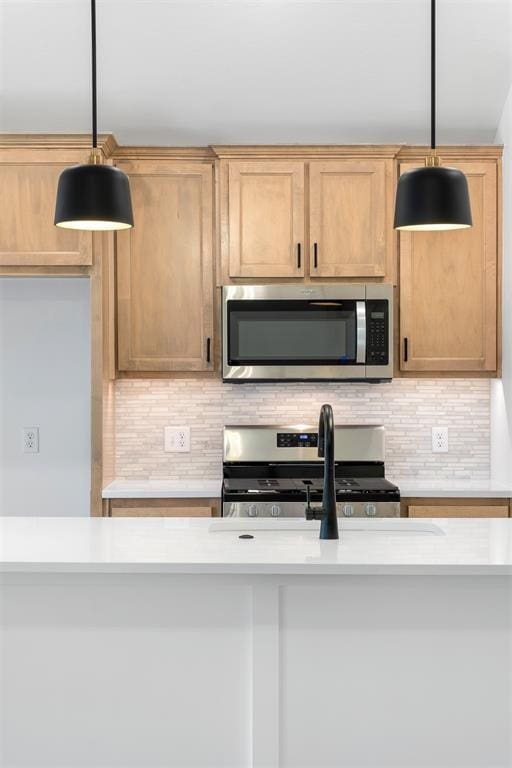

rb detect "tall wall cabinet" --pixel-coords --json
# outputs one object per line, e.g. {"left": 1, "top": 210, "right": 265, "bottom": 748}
{"left": 115, "top": 157, "right": 215, "bottom": 373}
{"left": 399, "top": 156, "right": 499, "bottom": 374}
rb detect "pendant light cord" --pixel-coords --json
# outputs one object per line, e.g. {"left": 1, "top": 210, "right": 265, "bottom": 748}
{"left": 431, "top": 0, "right": 436, "bottom": 151}
{"left": 91, "top": 0, "right": 97, "bottom": 149}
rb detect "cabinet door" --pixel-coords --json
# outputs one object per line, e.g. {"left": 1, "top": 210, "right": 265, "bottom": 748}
{"left": 228, "top": 161, "right": 305, "bottom": 278}
{"left": 399, "top": 162, "right": 498, "bottom": 372}
{"left": 117, "top": 161, "right": 214, "bottom": 372}
{"left": 111, "top": 506, "right": 213, "bottom": 517}
{"left": 309, "top": 160, "right": 389, "bottom": 278}
{"left": 408, "top": 505, "right": 508, "bottom": 518}
{"left": 0, "top": 159, "right": 92, "bottom": 266}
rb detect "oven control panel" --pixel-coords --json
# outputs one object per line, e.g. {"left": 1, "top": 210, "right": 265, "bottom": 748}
{"left": 277, "top": 432, "right": 318, "bottom": 448}
{"left": 366, "top": 299, "right": 389, "bottom": 365}
{"left": 223, "top": 501, "right": 401, "bottom": 518}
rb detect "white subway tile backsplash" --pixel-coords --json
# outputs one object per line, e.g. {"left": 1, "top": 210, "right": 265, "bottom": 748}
{"left": 114, "top": 378, "right": 490, "bottom": 483}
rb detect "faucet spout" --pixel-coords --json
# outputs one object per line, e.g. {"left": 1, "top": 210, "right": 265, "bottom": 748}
{"left": 305, "top": 404, "right": 339, "bottom": 540}
{"left": 318, "top": 404, "right": 339, "bottom": 540}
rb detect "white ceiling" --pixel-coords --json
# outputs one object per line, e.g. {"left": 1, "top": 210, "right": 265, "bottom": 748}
{"left": 0, "top": 0, "right": 511, "bottom": 146}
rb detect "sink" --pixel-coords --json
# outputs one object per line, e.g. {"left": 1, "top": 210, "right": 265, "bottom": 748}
{"left": 209, "top": 518, "right": 445, "bottom": 536}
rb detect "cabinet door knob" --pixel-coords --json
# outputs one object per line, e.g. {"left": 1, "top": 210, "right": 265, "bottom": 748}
{"left": 313, "top": 242, "right": 318, "bottom": 269}
{"left": 403, "top": 337, "right": 408, "bottom": 362}
{"left": 297, "top": 243, "right": 301, "bottom": 269}
{"left": 206, "top": 337, "right": 211, "bottom": 363}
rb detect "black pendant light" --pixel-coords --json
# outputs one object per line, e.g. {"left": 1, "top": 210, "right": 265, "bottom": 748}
{"left": 394, "top": 0, "right": 472, "bottom": 231}
{"left": 54, "top": 0, "right": 133, "bottom": 231}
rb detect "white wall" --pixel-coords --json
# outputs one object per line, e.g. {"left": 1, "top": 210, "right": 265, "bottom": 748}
{"left": 0, "top": 278, "right": 91, "bottom": 515}
{"left": 491, "top": 84, "right": 512, "bottom": 483}
{"left": 1, "top": 0, "right": 510, "bottom": 145}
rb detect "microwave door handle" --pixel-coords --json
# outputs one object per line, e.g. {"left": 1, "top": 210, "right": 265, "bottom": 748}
{"left": 356, "top": 301, "right": 366, "bottom": 364}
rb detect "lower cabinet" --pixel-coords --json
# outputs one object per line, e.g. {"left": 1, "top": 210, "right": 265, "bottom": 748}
{"left": 105, "top": 498, "right": 220, "bottom": 517}
{"left": 402, "top": 498, "right": 509, "bottom": 518}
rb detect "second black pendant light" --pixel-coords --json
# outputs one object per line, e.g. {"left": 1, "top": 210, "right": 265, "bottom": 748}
{"left": 54, "top": 0, "right": 133, "bottom": 231}
{"left": 394, "top": 0, "right": 472, "bottom": 231}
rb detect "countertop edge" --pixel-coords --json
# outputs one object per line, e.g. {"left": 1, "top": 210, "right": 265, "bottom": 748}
{"left": 399, "top": 489, "right": 512, "bottom": 499}
{"left": 101, "top": 490, "right": 222, "bottom": 499}
{"left": 1, "top": 563, "right": 511, "bottom": 576}
{"left": 102, "top": 483, "right": 222, "bottom": 499}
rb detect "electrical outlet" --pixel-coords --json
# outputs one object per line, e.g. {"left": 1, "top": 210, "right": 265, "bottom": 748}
{"left": 22, "top": 427, "right": 39, "bottom": 454}
{"left": 164, "top": 426, "right": 191, "bottom": 453}
{"left": 431, "top": 426, "right": 449, "bottom": 453}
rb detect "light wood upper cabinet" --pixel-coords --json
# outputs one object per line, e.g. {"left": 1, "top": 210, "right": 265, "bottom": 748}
{"left": 222, "top": 156, "right": 395, "bottom": 281}
{"left": 227, "top": 161, "right": 305, "bottom": 278}
{"left": 0, "top": 158, "right": 92, "bottom": 266}
{"left": 399, "top": 161, "right": 498, "bottom": 373}
{"left": 309, "top": 160, "right": 390, "bottom": 278}
{"left": 116, "top": 160, "right": 214, "bottom": 372}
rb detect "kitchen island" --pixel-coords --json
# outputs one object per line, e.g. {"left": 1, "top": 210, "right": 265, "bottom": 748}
{"left": 1, "top": 516, "right": 511, "bottom": 768}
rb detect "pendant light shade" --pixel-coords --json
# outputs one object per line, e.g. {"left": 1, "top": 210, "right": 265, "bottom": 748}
{"left": 55, "top": 162, "right": 133, "bottom": 231}
{"left": 393, "top": 0, "right": 472, "bottom": 232}
{"left": 394, "top": 165, "right": 472, "bottom": 231}
{"left": 54, "top": 0, "right": 133, "bottom": 232}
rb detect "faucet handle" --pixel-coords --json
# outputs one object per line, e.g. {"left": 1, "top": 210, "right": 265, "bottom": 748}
{"left": 305, "top": 485, "right": 323, "bottom": 521}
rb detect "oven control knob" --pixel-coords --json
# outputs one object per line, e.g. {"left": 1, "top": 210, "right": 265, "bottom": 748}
{"left": 365, "top": 503, "right": 377, "bottom": 517}
{"left": 248, "top": 504, "right": 258, "bottom": 518}
{"left": 342, "top": 504, "right": 354, "bottom": 517}
{"left": 271, "top": 504, "right": 281, "bottom": 518}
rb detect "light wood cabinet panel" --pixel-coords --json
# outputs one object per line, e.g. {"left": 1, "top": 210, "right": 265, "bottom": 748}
{"left": 408, "top": 505, "right": 508, "bottom": 518}
{"left": 309, "top": 160, "right": 390, "bottom": 278}
{"left": 0, "top": 161, "right": 92, "bottom": 266}
{"left": 116, "top": 161, "right": 214, "bottom": 372}
{"left": 399, "top": 162, "right": 498, "bottom": 373}
{"left": 227, "top": 161, "right": 305, "bottom": 278}
{"left": 111, "top": 506, "right": 213, "bottom": 517}
{"left": 106, "top": 497, "right": 220, "bottom": 517}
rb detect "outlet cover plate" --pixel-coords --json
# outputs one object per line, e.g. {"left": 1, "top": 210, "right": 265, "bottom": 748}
{"left": 164, "top": 426, "right": 191, "bottom": 453}
{"left": 432, "top": 426, "right": 449, "bottom": 453}
{"left": 22, "top": 427, "right": 39, "bottom": 454}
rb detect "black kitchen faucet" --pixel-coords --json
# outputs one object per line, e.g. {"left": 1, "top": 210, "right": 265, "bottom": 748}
{"left": 305, "top": 404, "right": 339, "bottom": 540}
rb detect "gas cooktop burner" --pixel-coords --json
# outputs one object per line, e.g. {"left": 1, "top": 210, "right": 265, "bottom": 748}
{"left": 223, "top": 476, "right": 398, "bottom": 495}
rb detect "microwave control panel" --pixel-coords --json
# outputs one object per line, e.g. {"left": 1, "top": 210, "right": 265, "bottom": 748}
{"left": 366, "top": 300, "right": 389, "bottom": 365}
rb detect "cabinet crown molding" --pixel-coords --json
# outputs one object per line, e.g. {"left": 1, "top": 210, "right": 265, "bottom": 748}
{"left": 397, "top": 144, "right": 503, "bottom": 160}
{"left": 0, "top": 135, "right": 502, "bottom": 162}
{"left": 0, "top": 133, "right": 117, "bottom": 156}
{"left": 211, "top": 144, "right": 403, "bottom": 159}
{"left": 113, "top": 146, "right": 215, "bottom": 161}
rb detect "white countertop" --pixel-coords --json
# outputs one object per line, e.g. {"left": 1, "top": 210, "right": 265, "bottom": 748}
{"left": 1, "top": 516, "right": 512, "bottom": 575}
{"left": 102, "top": 478, "right": 512, "bottom": 500}
{"left": 395, "top": 479, "right": 512, "bottom": 498}
{"left": 102, "top": 479, "right": 222, "bottom": 499}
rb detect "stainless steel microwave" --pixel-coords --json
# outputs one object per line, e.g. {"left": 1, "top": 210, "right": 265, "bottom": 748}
{"left": 222, "top": 284, "right": 393, "bottom": 382}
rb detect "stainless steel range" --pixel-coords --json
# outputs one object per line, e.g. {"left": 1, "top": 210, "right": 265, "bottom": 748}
{"left": 222, "top": 425, "right": 400, "bottom": 518}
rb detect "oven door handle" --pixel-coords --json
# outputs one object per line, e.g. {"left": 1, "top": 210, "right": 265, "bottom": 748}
{"left": 356, "top": 301, "right": 366, "bottom": 364}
